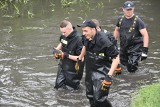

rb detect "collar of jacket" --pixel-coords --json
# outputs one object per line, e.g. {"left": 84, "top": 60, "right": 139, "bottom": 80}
{"left": 66, "top": 27, "right": 77, "bottom": 39}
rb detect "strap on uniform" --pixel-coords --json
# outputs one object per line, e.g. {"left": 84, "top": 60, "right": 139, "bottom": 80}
{"left": 118, "top": 15, "right": 124, "bottom": 28}
{"left": 119, "top": 15, "right": 138, "bottom": 32}
{"left": 129, "top": 15, "right": 138, "bottom": 32}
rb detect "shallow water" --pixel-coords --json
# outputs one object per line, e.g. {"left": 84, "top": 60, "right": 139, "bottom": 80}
{"left": 0, "top": 0, "right": 160, "bottom": 107}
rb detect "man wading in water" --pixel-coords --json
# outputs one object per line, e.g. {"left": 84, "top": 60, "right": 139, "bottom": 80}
{"left": 114, "top": 1, "right": 149, "bottom": 73}
{"left": 78, "top": 20, "right": 120, "bottom": 107}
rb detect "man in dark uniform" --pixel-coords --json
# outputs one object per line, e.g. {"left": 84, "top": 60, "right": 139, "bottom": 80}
{"left": 78, "top": 20, "right": 120, "bottom": 107}
{"left": 53, "top": 20, "right": 84, "bottom": 90}
{"left": 114, "top": 1, "right": 149, "bottom": 73}
{"left": 91, "top": 19, "right": 122, "bottom": 74}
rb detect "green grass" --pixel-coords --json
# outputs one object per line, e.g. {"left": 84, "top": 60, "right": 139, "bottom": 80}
{"left": 130, "top": 83, "right": 160, "bottom": 107}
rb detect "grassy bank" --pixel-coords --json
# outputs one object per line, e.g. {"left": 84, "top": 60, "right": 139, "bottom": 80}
{"left": 130, "top": 83, "right": 160, "bottom": 107}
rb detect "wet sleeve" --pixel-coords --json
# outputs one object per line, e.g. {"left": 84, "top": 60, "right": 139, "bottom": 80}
{"left": 105, "top": 32, "right": 117, "bottom": 45}
{"left": 137, "top": 18, "right": 146, "bottom": 30}
{"left": 99, "top": 35, "right": 119, "bottom": 59}
{"left": 75, "top": 37, "right": 83, "bottom": 55}
{"left": 82, "top": 35, "right": 88, "bottom": 47}
{"left": 99, "top": 35, "right": 113, "bottom": 50}
{"left": 59, "top": 35, "right": 63, "bottom": 42}
{"left": 115, "top": 16, "right": 121, "bottom": 27}
{"left": 105, "top": 44, "right": 119, "bottom": 59}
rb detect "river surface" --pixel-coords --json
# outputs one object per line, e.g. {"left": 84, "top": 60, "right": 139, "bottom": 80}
{"left": 0, "top": 0, "right": 160, "bottom": 107}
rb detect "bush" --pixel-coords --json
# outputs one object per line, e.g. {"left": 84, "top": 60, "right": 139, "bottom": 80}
{"left": 131, "top": 83, "right": 160, "bottom": 107}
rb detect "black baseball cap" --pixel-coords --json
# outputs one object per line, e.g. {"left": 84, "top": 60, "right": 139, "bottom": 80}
{"left": 123, "top": 1, "right": 134, "bottom": 9}
{"left": 77, "top": 20, "right": 96, "bottom": 28}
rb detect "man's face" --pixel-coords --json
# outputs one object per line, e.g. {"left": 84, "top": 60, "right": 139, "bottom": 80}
{"left": 60, "top": 27, "right": 71, "bottom": 37}
{"left": 123, "top": 8, "right": 134, "bottom": 17}
{"left": 82, "top": 27, "right": 95, "bottom": 40}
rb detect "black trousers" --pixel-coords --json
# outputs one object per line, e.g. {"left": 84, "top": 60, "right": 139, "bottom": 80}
{"left": 85, "top": 71, "right": 112, "bottom": 107}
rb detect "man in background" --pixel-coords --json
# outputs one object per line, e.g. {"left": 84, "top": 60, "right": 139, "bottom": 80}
{"left": 114, "top": 1, "right": 149, "bottom": 73}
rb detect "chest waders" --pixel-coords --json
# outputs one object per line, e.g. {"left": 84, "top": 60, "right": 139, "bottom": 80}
{"left": 54, "top": 35, "right": 84, "bottom": 90}
{"left": 85, "top": 51, "right": 112, "bottom": 107}
{"left": 119, "top": 15, "right": 143, "bottom": 72}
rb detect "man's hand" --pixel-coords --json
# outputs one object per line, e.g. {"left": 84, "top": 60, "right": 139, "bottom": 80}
{"left": 53, "top": 48, "right": 62, "bottom": 59}
{"left": 61, "top": 52, "right": 69, "bottom": 59}
{"left": 141, "top": 47, "right": 148, "bottom": 61}
{"left": 101, "top": 75, "right": 112, "bottom": 91}
{"left": 75, "top": 58, "right": 81, "bottom": 72}
{"left": 114, "top": 64, "right": 122, "bottom": 75}
{"left": 53, "top": 54, "right": 61, "bottom": 59}
{"left": 53, "top": 48, "right": 69, "bottom": 59}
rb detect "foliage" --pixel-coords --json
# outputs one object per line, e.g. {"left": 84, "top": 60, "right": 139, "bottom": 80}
{"left": 0, "top": 0, "right": 33, "bottom": 18}
{"left": 0, "top": 0, "right": 105, "bottom": 19}
{"left": 130, "top": 83, "right": 160, "bottom": 107}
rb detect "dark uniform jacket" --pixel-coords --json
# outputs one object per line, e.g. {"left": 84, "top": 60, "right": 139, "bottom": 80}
{"left": 54, "top": 28, "right": 84, "bottom": 90}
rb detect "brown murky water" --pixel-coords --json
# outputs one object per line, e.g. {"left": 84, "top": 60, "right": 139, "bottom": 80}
{"left": 0, "top": 0, "right": 160, "bottom": 107}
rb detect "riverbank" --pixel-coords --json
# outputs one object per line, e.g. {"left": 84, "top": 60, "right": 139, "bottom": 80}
{"left": 130, "top": 83, "right": 160, "bottom": 107}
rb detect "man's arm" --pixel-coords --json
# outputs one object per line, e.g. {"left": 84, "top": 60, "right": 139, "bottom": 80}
{"left": 113, "top": 26, "right": 120, "bottom": 40}
{"left": 55, "top": 43, "right": 62, "bottom": 50}
{"left": 104, "top": 42, "right": 120, "bottom": 76}
{"left": 68, "top": 46, "right": 86, "bottom": 61}
{"left": 79, "top": 46, "right": 86, "bottom": 61}
{"left": 68, "top": 55, "right": 79, "bottom": 61}
{"left": 140, "top": 28, "right": 149, "bottom": 47}
{"left": 53, "top": 43, "right": 62, "bottom": 59}
{"left": 108, "top": 55, "right": 120, "bottom": 76}
{"left": 101, "top": 54, "right": 120, "bottom": 90}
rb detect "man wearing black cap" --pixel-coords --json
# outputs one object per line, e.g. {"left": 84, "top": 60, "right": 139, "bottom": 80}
{"left": 114, "top": 1, "right": 149, "bottom": 73}
{"left": 78, "top": 20, "right": 120, "bottom": 107}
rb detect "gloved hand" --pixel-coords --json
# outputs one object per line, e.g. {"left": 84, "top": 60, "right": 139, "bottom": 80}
{"left": 61, "top": 52, "right": 69, "bottom": 59}
{"left": 53, "top": 48, "right": 62, "bottom": 59}
{"left": 53, "top": 48, "right": 69, "bottom": 59}
{"left": 75, "top": 58, "right": 81, "bottom": 72}
{"left": 101, "top": 75, "right": 112, "bottom": 91}
{"left": 141, "top": 47, "right": 148, "bottom": 61}
{"left": 53, "top": 48, "right": 58, "bottom": 54}
{"left": 53, "top": 53, "right": 61, "bottom": 59}
{"left": 114, "top": 64, "right": 122, "bottom": 75}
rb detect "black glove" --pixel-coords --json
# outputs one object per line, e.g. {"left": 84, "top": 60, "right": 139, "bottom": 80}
{"left": 53, "top": 48, "right": 69, "bottom": 59}
{"left": 53, "top": 48, "right": 58, "bottom": 54}
{"left": 101, "top": 75, "right": 112, "bottom": 91}
{"left": 53, "top": 48, "right": 62, "bottom": 59}
{"left": 114, "top": 64, "right": 122, "bottom": 75}
{"left": 62, "top": 52, "right": 69, "bottom": 59}
{"left": 141, "top": 47, "right": 148, "bottom": 61}
{"left": 75, "top": 58, "right": 80, "bottom": 72}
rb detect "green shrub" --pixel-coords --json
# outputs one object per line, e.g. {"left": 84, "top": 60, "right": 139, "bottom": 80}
{"left": 131, "top": 83, "right": 160, "bottom": 107}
